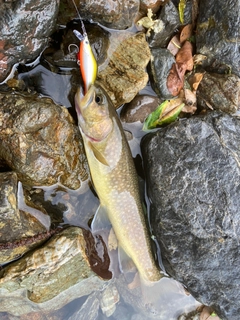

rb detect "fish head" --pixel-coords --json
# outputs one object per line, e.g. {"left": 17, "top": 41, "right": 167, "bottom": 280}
{"left": 75, "top": 84, "right": 113, "bottom": 142}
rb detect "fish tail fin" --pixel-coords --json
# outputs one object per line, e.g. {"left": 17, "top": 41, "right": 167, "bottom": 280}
{"left": 138, "top": 277, "right": 200, "bottom": 318}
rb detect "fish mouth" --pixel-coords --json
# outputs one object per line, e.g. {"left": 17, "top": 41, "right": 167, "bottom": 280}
{"left": 75, "top": 85, "right": 95, "bottom": 116}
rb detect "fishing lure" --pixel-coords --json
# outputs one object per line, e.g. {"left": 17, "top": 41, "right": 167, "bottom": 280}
{"left": 72, "top": 0, "right": 98, "bottom": 94}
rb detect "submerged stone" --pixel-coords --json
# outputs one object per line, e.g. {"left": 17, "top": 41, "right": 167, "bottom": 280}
{"left": 0, "top": 172, "right": 48, "bottom": 265}
{"left": 142, "top": 111, "right": 240, "bottom": 320}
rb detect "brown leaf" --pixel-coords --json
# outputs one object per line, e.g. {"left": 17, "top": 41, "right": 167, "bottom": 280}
{"left": 167, "top": 63, "right": 184, "bottom": 96}
{"left": 200, "top": 306, "right": 220, "bottom": 320}
{"left": 176, "top": 41, "right": 193, "bottom": 71}
{"left": 188, "top": 72, "right": 204, "bottom": 92}
{"left": 167, "top": 35, "right": 181, "bottom": 56}
{"left": 182, "top": 88, "right": 197, "bottom": 114}
{"left": 180, "top": 24, "right": 193, "bottom": 44}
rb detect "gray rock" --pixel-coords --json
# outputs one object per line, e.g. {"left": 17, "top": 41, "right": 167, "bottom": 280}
{"left": 148, "top": 48, "right": 176, "bottom": 99}
{"left": 196, "top": 0, "right": 240, "bottom": 77}
{"left": 197, "top": 72, "right": 240, "bottom": 114}
{"left": 78, "top": 0, "right": 140, "bottom": 30}
{"left": 0, "top": 0, "right": 59, "bottom": 82}
{"left": 0, "top": 91, "right": 88, "bottom": 189}
{"left": 148, "top": 1, "right": 180, "bottom": 48}
{"left": 141, "top": 111, "right": 240, "bottom": 320}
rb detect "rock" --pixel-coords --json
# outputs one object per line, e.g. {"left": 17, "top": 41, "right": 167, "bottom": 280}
{"left": 148, "top": 48, "right": 176, "bottom": 99}
{"left": 120, "top": 94, "right": 161, "bottom": 123}
{"left": 0, "top": 227, "right": 105, "bottom": 305}
{"left": 0, "top": 172, "right": 49, "bottom": 265}
{"left": 140, "top": 0, "right": 169, "bottom": 13}
{"left": 0, "top": 91, "right": 89, "bottom": 189}
{"left": 77, "top": 0, "right": 140, "bottom": 29}
{"left": 196, "top": 0, "right": 240, "bottom": 77}
{"left": 0, "top": 0, "right": 59, "bottom": 82}
{"left": 148, "top": 1, "right": 180, "bottom": 48}
{"left": 100, "top": 285, "right": 119, "bottom": 317}
{"left": 98, "top": 32, "right": 151, "bottom": 108}
{"left": 141, "top": 111, "right": 240, "bottom": 320}
{"left": 197, "top": 72, "right": 240, "bottom": 114}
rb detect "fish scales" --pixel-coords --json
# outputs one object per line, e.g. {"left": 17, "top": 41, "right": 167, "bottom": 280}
{"left": 75, "top": 84, "right": 161, "bottom": 282}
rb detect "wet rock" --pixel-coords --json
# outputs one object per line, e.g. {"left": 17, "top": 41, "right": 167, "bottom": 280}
{"left": 0, "top": 227, "right": 103, "bottom": 304}
{"left": 100, "top": 285, "right": 119, "bottom": 317}
{"left": 0, "top": 91, "right": 88, "bottom": 189}
{"left": 142, "top": 111, "right": 240, "bottom": 320}
{"left": 120, "top": 95, "right": 161, "bottom": 123}
{"left": 196, "top": 0, "right": 240, "bottom": 77}
{"left": 148, "top": 1, "right": 180, "bottom": 48}
{"left": 0, "top": 0, "right": 59, "bottom": 82}
{"left": 98, "top": 33, "right": 151, "bottom": 108}
{"left": 197, "top": 72, "right": 240, "bottom": 114}
{"left": 140, "top": 0, "right": 169, "bottom": 13}
{"left": 78, "top": 0, "right": 140, "bottom": 30}
{"left": 68, "top": 292, "right": 100, "bottom": 320}
{"left": 148, "top": 48, "right": 176, "bottom": 99}
{"left": 0, "top": 172, "right": 48, "bottom": 265}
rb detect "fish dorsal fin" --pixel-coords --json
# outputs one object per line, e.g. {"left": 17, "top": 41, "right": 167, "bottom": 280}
{"left": 91, "top": 205, "right": 111, "bottom": 234}
{"left": 118, "top": 246, "right": 137, "bottom": 274}
{"left": 88, "top": 141, "right": 109, "bottom": 166}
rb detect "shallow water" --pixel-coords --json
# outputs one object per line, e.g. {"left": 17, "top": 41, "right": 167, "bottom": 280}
{"left": 0, "top": 24, "right": 202, "bottom": 320}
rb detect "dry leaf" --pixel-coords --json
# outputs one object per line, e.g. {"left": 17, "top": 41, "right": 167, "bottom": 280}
{"left": 167, "top": 63, "right": 185, "bottom": 96}
{"left": 176, "top": 40, "right": 194, "bottom": 71}
{"left": 200, "top": 306, "right": 220, "bottom": 320}
{"left": 167, "top": 35, "right": 181, "bottom": 56}
{"left": 188, "top": 72, "right": 204, "bottom": 92}
{"left": 180, "top": 24, "right": 193, "bottom": 44}
{"left": 193, "top": 54, "right": 207, "bottom": 65}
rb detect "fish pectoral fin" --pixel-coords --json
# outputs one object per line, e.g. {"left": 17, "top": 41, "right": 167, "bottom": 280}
{"left": 91, "top": 205, "right": 111, "bottom": 234}
{"left": 88, "top": 141, "right": 109, "bottom": 166}
{"left": 118, "top": 246, "right": 137, "bottom": 275}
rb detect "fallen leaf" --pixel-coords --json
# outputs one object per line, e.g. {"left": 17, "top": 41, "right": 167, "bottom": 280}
{"left": 182, "top": 88, "right": 197, "bottom": 114}
{"left": 200, "top": 306, "right": 221, "bottom": 320}
{"left": 193, "top": 54, "right": 207, "bottom": 65}
{"left": 188, "top": 72, "right": 204, "bottom": 92}
{"left": 143, "top": 98, "right": 184, "bottom": 130}
{"left": 167, "top": 35, "right": 181, "bottom": 56}
{"left": 180, "top": 24, "right": 193, "bottom": 44}
{"left": 167, "top": 63, "right": 185, "bottom": 96}
{"left": 178, "top": 0, "right": 186, "bottom": 24}
{"left": 176, "top": 40, "right": 193, "bottom": 71}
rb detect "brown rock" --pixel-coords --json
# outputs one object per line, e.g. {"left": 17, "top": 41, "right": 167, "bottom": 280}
{"left": 0, "top": 91, "right": 89, "bottom": 189}
{"left": 98, "top": 33, "right": 151, "bottom": 108}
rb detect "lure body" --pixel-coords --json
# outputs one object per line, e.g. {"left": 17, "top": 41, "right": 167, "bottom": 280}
{"left": 74, "top": 30, "right": 97, "bottom": 94}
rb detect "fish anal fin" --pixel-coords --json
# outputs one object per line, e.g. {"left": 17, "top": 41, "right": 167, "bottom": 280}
{"left": 108, "top": 228, "right": 118, "bottom": 251}
{"left": 91, "top": 205, "right": 111, "bottom": 234}
{"left": 88, "top": 141, "right": 109, "bottom": 166}
{"left": 118, "top": 246, "right": 137, "bottom": 275}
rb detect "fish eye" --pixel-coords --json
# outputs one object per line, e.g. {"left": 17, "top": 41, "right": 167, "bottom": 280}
{"left": 95, "top": 94, "right": 105, "bottom": 104}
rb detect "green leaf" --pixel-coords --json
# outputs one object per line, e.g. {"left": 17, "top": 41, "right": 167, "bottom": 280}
{"left": 178, "top": 0, "right": 186, "bottom": 24}
{"left": 143, "top": 99, "right": 185, "bottom": 131}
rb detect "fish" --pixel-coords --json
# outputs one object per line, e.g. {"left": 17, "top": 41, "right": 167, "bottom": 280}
{"left": 72, "top": 0, "right": 97, "bottom": 94}
{"left": 75, "top": 83, "right": 162, "bottom": 283}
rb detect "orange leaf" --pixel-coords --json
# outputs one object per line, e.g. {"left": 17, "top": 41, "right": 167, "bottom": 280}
{"left": 188, "top": 72, "right": 204, "bottom": 92}
{"left": 180, "top": 24, "right": 193, "bottom": 44}
{"left": 176, "top": 41, "right": 193, "bottom": 71}
{"left": 167, "top": 63, "right": 184, "bottom": 96}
